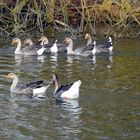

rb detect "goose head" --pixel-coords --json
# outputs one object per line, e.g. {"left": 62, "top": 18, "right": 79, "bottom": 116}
{"left": 85, "top": 33, "right": 91, "bottom": 40}
{"left": 63, "top": 37, "right": 73, "bottom": 45}
{"left": 39, "top": 36, "right": 49, "bottom": 45}
{"left": 63, "top": 37, "right": 74, "bottom": 54}
{"left": 85, "top": 33, "right": 93, "bottom": 45}
{"left": 4, "top": 73, "right": 17, "bottom": 79}
{"left": 23, "top": 38, "right": 33, "bottom": 46}
{"left": 11, "top": 38, "right": 21, "bottom": 45}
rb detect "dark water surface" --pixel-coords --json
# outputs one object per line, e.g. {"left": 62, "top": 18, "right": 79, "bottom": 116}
{"left": 0, "top": 35, "right": 140, "bottom": 140}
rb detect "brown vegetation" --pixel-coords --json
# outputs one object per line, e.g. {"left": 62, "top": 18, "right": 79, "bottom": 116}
{"left": 0, "top": 0, "right": 140, "bottom": 38}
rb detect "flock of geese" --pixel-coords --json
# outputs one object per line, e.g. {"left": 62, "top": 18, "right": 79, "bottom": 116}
{"left": 4, "top": 33, "right": 113, "bottom": 101}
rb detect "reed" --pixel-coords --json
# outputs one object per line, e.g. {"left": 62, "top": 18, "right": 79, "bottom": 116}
{"left": 0, "top": 0, "right": 140, "bottom": 37}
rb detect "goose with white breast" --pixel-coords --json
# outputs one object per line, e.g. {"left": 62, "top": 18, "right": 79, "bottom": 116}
{"left": 64, "top": 37, "right": 95, "bottom": 56}
{"left": 95, "top": 37, "right": 113, "bottom": 53}
{"left": 52, "top": 74, "right": 81, "bottom": 99}
{"left": 12, "top": 38, "right": 45, "bottom": 56}
{"left": 39, "top": 36, "right": 67, "bottom": 53}
{"left": 4, "top": 73, "right": 50, "bottom": 98}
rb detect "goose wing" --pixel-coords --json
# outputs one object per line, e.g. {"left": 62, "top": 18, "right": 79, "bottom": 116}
{"left": 19, "top": 80, "right": 45, "bottom": 96}
{"left": 42, "top": 43, "right": 53, "bottom": 53}
{"left": 82, "top": 43, "right": 95, "bottom": 52}
{"left": 95, "top": 42, "right": 112, "bottom": 53}
{"left": 58, "top": 46, "right": 67, "bottom": 53}
{"left": 23, "top": 45, "right": 42, "bottom": 52}
{"left": 22, "top": 45, "right": 35, "bottom": 52}
{"left": 23, "top": 80, "right": 45, "bottom": 88}
{"left": 54, "top": 83, "right": 73, "bottom": 98}
{"left": 96, "top": 40, "right": 112, "bottom": 49}
{"left": 44, "top": 43, "right": 53, "bottom": 48}
{"left": 57, "top": 43, "right": 67, "bottom": 52}
{"left": 103, "top": 42, "right": 112, "bottom": 49}
{"left": 57, "top": 43, "right": 67, "bottom": 48}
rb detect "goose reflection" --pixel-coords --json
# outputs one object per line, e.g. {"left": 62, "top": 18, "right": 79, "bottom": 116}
{"left": 54, "top": 98, "right": 82, "bottom": 137}
{"left": 107, "top": 55, "right": 114, "bottom": 69}
{"left": 15, "top": 54, "right": 45, "bottom": 64}
{"left": 66, "top": 55, "right": 85, "bottom": 64}
{"left": 92, "top": 55, "right": 96, "bottom": 65}
{"left": 109, "top": 55, "right": 113, "bottom": 64}
{"left": 14, "top": 55, "right": 23, "bottom": 65}
{"left": 67, "top": 55, "right": 74, "bottom": 64}
{"left": 37, "top": 55, "right": 46, "bottom": 63}
{"left": 50, "top": 53, "right": 58, "bottom": 62}
{"left": 55, "top": 98, "right": 80, "bottom": 108}
{"left": 14, "top": 55, "right": 44, "bottom": 74}
{"left": 49, "top": 54, "right": 58, "bottom": 73}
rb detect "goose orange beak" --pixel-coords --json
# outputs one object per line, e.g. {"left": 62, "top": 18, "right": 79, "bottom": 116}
{"left": 11, "top": 40, "right": 16, "bottom": 45}
{"left": 4, "top": 74, "right": 10, "bottom": 79}
{"left": 4, "top": 73, "right": 14, "bottom": 79}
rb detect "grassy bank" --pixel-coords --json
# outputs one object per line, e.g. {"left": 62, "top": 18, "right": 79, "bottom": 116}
{"left": 0, "top": 0, "right": 140, "bottom": 38}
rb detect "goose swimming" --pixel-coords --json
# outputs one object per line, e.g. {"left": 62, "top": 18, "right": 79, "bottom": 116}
{"left": 83, "top": 33, "right": 96, "bottom": 52}
{"left": 12, "top": 38, "right": 45, "bottom": 56}
{"left": 52, "top": 74, "right": 81, "bottom": 99}
{"left": 64, "top": 37, "right": 94, "bottom": 56}
{"left": 4, "top": 73, "right": 50, "bottom": 98}
{"left": 85, "top": 33, "right": 93, "bottom": 45}
{"left": 95, "top": 37, "right": 113, "bottom": 53}
{"left": 39, "top": 36, "right": 67, "bottom": 53}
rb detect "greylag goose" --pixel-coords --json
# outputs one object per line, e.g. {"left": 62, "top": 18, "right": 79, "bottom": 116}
{"left": 84, "top": 33, "right": 113, "bottom": 53}
{"left": 24, "top": 37, "right": 57, "bottom": 54}
{"left": 63, "top": 37, "right": 93, "bottom": 56}
{"left": 95, "top": 37, "right": 113, "bottom": 53}
{"left": 39, "top": 36, "right": 56, "bottom": 53}
{"left": 39, "top": 36, "right": 67, "bottom": 53}
{"left": 85, "top": 33, "right": 92, "bottom": 45}
{"left": 82, "top": 33, "right": 96, "bottom": 52}
{"left": 12, "top": 38, "right": 45, "bottom": 56}
{"left": 23, "top": 38, "right": 42, "bottom": 51}
{"left": 4, "top": 73, "right": 50, "bottom": 97}
{"left": 52, "top": 74, "right": 81, "bottom": 99}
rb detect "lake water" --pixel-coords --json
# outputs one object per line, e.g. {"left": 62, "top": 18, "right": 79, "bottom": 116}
{"left": 0, "top": 34, "right": 140, "bottom": 140}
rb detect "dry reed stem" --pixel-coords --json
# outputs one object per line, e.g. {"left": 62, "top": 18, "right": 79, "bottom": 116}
{"left": 0, "top": 0, "right": 140, "bottom": 37}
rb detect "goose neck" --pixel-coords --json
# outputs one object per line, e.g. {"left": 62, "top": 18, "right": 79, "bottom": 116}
{"left": 67, "top": 41, "right": 74, "bottom": 54}
{"left": 10, "top": 76, "right": 19, "bottom": 92}
{"left": 53, "top": 76, "right": 60, "bottom": 94}
{"left": 29, "top": 40, "right": 33, "bottom": 45}
{"left": 15, "top": 40, "right": 22, "bottom": 54}
{"left": 87, "top": 37, "right": 92, "bottom": 45}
